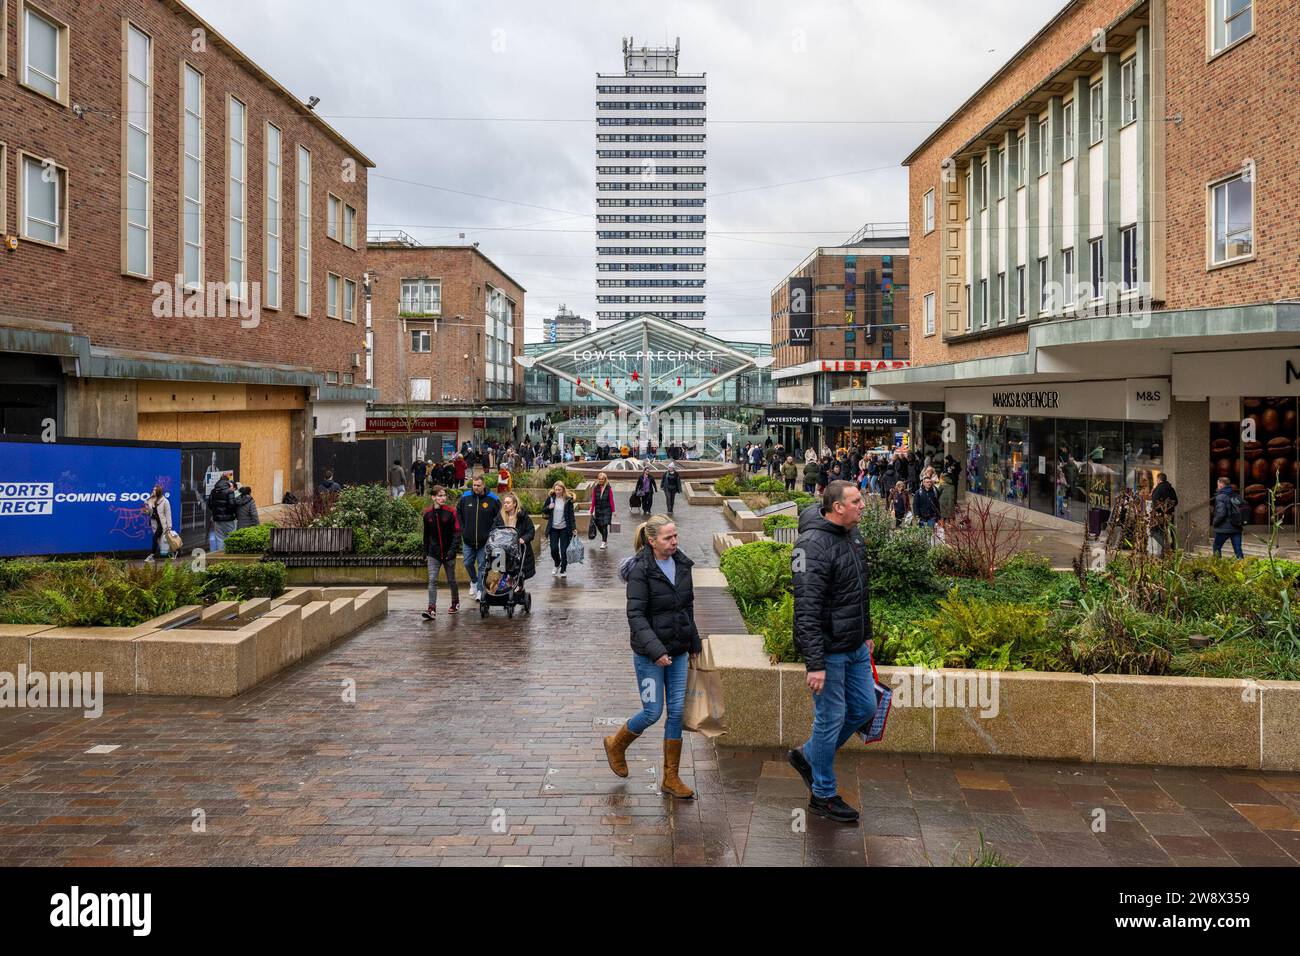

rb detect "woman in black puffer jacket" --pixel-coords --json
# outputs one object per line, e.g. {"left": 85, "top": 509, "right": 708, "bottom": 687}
{"left": 603, "top": 514, "right": 701, "bottom": 800}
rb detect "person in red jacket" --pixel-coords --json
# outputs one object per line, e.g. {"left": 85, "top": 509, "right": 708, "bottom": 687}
{"left": 422, "top": 485, "right": 461, "bottom": 619}
{"left": 590, "top": 471, "right": 616, "bottom": 550}
{"left": 453, "top": 454, "right": 468, "bottom": 489}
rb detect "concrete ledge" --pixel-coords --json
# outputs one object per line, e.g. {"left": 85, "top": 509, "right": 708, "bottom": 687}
{"left": 723, "top": 499, "right": 764, "bottom": 533}
{"left": 713, "top": 531, "right": 766, "bottom": 556}
{"left": 685, "top": 481, "right": 724, "bottom": 506}
{"left": 135, "top": 630, "right": 258, "bottom": 697}
{"left": 713, "top": 633, "right": 1300, "bottom": 771}
{"left": 0, "top": 624, "right": 53, "bottom": 674}
{"left": 300, "top": 601, "right": 334, "bottom": 657}
{"left": 31, "top": 627, "right": 154, "bottom": 695}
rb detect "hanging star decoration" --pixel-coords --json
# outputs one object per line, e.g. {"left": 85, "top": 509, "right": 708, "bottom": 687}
{"left": 631, "top": 370, "right": 639, "bottom": 382}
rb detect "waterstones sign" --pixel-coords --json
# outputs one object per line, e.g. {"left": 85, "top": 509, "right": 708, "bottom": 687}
{"left": 946, "top": 379, "right": 1170, "bottom": 422}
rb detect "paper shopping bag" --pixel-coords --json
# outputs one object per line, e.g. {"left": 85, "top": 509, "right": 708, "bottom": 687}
{"left": 857, "top": 656, "right": 893, "bottom": 745}
{"left": 683, "top": 640, "right": 727, "bottom": 738}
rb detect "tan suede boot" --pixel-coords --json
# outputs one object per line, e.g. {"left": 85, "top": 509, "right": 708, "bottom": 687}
{"left": 603, "top": 723, "right": 639, "bottom": 778}
{"left": 660, "top": 738, "right": 695, "bottom": 799}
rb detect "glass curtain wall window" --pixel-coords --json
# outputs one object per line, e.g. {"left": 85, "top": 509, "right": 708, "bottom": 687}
{"left": 1211, "top": 174, "right": 1253, "bottom": 263}
{"left": 227, "top": 97, "right": 247, "bottom": 293}
{"left": 125, "top": 25, "right": 152, "bottom": 277}
{"left": 265, "top": 124, "right": 282, "bottom": 308}
{"left": 296, "top": 146, "right": 311, "bottom": 314}
{"left": 181, "top": 65, "right": 203, "bottom": 290}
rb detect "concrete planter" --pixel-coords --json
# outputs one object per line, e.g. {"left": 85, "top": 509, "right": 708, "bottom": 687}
{"left": 711, "top": 633, "right": 1300, "bottom": 771}
{"left": 0, "top": 586, "right": 388, "bottom": 698}
{"left": 685, "top": 481, "right": 725, "bottom": 506}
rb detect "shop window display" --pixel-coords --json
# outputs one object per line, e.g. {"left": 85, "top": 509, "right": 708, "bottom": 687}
{"left": 1242, "top": 398, "right": 1297, "bottom": 527}
{"left": 1027, "top": 417, "right": 1057, "bottom": 517}
{"left": 1005, "top": 417, "right": 1029, "bottom": 506}
{"left": 1056, "top": 419, "right": 1089, "bottom": 521}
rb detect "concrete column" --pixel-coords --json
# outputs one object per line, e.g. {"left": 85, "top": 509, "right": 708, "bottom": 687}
{"left": 1165, "top": 400, "right": 1210, "bottom": 545}
{"left": 1025, "top": 116, "right": 1041, "bottom": 317}
{"left": 1072, "top": 75, "right": 1090, "bottom": 309}
{"left": 969, "top": 160, "right": 983, "bottom": 329}
{"left": 985, "top": 144, "right": 1000, "bottom": 326}
{"left": 63, "top": 378, "right": 138, "bottom": 440}
{"left": 1048, "top": 96, "right": 1065, "bottom": 309}
{"left": 292, "top": 406, "right": 312, "bottom": 497}
{"left": 1103, "top": 52, "right": 1123, "bottom": 311}
{"left": 1135, "top": 26, "right": 1153, "bottom": 305}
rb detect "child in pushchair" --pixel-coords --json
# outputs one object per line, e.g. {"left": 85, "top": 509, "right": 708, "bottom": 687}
{"left": 479, "top": 526, "right": 532, "bottom": 618}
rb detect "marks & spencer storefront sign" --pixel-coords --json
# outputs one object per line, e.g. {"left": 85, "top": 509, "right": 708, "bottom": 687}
{"left": 946, "top": 379, "right": 1170, "bottom": 422}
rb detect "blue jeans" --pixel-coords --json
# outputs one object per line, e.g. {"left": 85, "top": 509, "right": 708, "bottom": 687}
{"left": 462, "top": 542, "right": 488, "bottom": 590}
{"left": 801, "top": 642, "right": 875, "bottom": 799}
{"left": 627, "top": 652, "right": 689, "bottom": 741}
{"left": 918, "top": 517, "right": 937, "bottom": 528}
{"left": 1214, "top": 531, "right": 1243, "bottom": 559}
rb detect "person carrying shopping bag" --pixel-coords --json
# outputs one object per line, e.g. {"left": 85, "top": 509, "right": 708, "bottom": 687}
{"left": 604, "top": 515, "right": 701, "bottom": 799}
{"left": 142, "top": 485, "right": 173, "bottom": 561}
{"left": 544, "top": 480, "right": 576, "bottom": 576}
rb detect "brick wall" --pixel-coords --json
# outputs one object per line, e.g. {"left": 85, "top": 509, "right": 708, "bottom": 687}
{"left": 365, "top": 245, "right": 525, "bottom": 406}
{"left": 0, "top": 0, "right": 370, "bottom": 382}
{"left": 1163, "top": 0, "right": 1300, "bottom": 310}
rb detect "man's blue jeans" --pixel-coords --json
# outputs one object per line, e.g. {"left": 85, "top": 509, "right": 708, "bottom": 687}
{"left": 462, "top": 542, "right": 488, "bottom": 590}
{"left": 627, "top": 652, "right": 689, "bottom": 741}
{"left": 802, "top": 642, "right": 876, "bottom": 799}
{"left": 1214, "top": 531, "right": 1244, "bottom": 559}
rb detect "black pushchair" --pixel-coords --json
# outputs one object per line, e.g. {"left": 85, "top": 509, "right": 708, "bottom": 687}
{"left": 479, "top": 527, "right": 532, "bottom": 618}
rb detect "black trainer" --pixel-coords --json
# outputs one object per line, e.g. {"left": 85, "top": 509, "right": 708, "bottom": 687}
{"left": 787, "top": 748, "right": 814, "bottom": 794}
{"left": 808, "top": 795, "right": 859, "bottom": 824}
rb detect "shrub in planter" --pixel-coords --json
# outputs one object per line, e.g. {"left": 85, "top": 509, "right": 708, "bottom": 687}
{"left": 719, "top": 540, "right": 792, "bottom": 605}
{"left": 543, "top": 466, "right": 582, "bottom": 490}
{"left": 870, "top": 525, "right": 940, "bottom": 599}
{"left": 380, "top": 531, "right": 425, "bottom": 556}
{"left": 0, "top": 559, "right": 204, "bottom": 627}
{"left": 713, "top": 475, "right": 742, "bottom": 498}
{"left": 760, "top": 593, "right": 796, "bottom": 663}
{"left": 763, "top": 514, "right": 799, "bottom": 536}
{"left": 905, "top": 589, "right": 1054, "bottom": 670}
{"left": 515, "top": 490, "right": 543, "bottom": 515}
{"left": 199, "top": 562, "right": 286, "bottom": 602}
{"left": 749, "top": 476, "right": 784, "bottom": 494}
{"left": 312, "top": 484, "right": 418, "bottom": 553}
{"left": 222, "top": 523, "right": 273, "bottom": 554}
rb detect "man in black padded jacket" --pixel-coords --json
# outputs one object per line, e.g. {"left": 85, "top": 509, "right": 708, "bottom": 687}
{"left": 787, "top": 480, "right": 875, "bottom": 824}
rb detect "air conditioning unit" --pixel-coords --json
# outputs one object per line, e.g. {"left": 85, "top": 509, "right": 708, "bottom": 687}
{"left": 351, "top": 352, "right": 362, "bottom": 368}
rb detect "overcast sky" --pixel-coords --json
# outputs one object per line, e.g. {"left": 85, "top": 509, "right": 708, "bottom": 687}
{"left": 189, "top": 0, "right": 1067, "bottom": 343}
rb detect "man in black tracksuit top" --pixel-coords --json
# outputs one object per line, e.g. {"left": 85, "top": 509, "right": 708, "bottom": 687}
{"left": 455, "top": 477, "right": 501, "bottom": 601}
{"left": 788, "top": 480, "right": 874, "bottom": 824}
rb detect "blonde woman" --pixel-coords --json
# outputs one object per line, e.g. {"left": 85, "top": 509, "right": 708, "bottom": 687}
{"left": 590, "top": 471, "right": 615, "bottom": 549}
{"left": 543, "top": 481, "right": 576, "bottom": 576}
{"left": 492, "top": 491, "right": 536, "bottom": 581}
{"left": 605, "top": 515, "right": 700, "bottom": 799}
{"left": 142, "top": 485, "right": 172, "bottom": 561}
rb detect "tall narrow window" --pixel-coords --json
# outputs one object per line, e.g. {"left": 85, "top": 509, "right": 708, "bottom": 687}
{"left": 1089, "top": 238, "right": 1104, "bottom": 300}
{"left": 980, "top": 279, "right": 988, "bottom": 327}
{"left": 1037, "top": 119, "right": 1049, "bottom": 172}
{"left": 227, "top": 96, "right": 246, "bottom": 293}
{"left": 1016, "top": 134, "right": 1026, "bottom": 187}
{"left": 1016, "top": 265, "right": 1026, "bottom": 317}
{"left": 923, "top": 292, "right": 935, "bottom": 335}
{"left": 181, "top": 64, "right": 203, "bottom": 290}
{"left": 965, "top": 284, "right": 972, "bottom": 331}
{"left": 1212, "top": 0, "right": 1252, "bottom": 54}
{"left": 1089, "top": 82, "right": 1104, "bottom": 144}
{"left": 1062, "top": 101, "right": 1075, "bottom": 160}
{"left": 125, "top": 24, "right": 152, "bottom": 277}
{"left": 22, "top": 3, "right": 66, "bottom": 103}
{"left": 296, "top": 146, "right": 311, "bottom": 314}
{"left": 344, "top": 278, "right": 356, "bottom": 322}
{"left": 265, "top": 124, "right": 281, "bottom": 308}
{"left": 1038, "top": 257, "right": 1049, "bottom": 313}
{"left": 1120, "top": 58, "right": 1137, "bottom": 125}
{"left": 1121, "top": 225, "right": 1138, "bottom": 291}
{"left": 1063, "top": 248, "right": 1076, "bottom": 306}
{"left": 1210, "top": 172, "right": 1253, "bottom": 264}
{"left": 327, "top": 194, "right": 340, "bottom": 240}
{"left": 343, "top": 204, "right": 356, "bottom": 248}
{"left": 327, "top": 272, "right": 340, "bottom": 318}
{"left": 21, "top": 152, "right": 66, "bottom": 246}
{"left": 923, "top": 189, "right": 934, "bottom": 233}
{"left": 997, "top": 272, "right": 1006, "bottom": 323}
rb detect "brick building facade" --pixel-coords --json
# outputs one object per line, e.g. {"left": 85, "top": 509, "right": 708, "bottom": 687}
{"left": 364, "top": 242, "right": 525, "bottom": 448}
{"left": 873, "top": 0, "right": 1300, "bottom": 541}
{"left": 1, "top": 0, "right": 374, "bottom": 502}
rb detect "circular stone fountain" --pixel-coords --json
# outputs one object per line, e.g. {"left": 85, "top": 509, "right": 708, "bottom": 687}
{"left": 566, "top": 458, "right": 741, "bottom": 480}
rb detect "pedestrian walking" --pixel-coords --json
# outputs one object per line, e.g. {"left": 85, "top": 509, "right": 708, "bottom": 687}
{"left": 497, "top": 464, "right": 513, "bottom": 494}
{"left": 316, "top": 470, "right": 342, "bottom": 495}
{"left": 1211, "top": 476, "right": 1246, "bottom": 559}
{"left": 422, "top": 485, "right": 461, "bottom": 619}
{"left": 590, "top": 471, "right": 615, "bottom": 550}
{"left": 603, "top": 515, "right": 701, "bottom": 800}
{"left": 208, "top": 472, "right": 238, "bottom": 552}
{"left": 388, "top": 459, "right": 406, "bottom": 498}
{"left": 234, "top": 485, "right": 259, "bottom": 528}
{"left": 662, "top": 462, "right": 682, "bottom": 517}
{"left": 937, "top": 472, "right": 957, "bottom": 524}
{"left": 889, "top": 480, "right": 910, "bottom": 528}
{"left": 787, "top": 481, "right": 874, "bottom": 824}
{"left": 802, "top": 455, "right": 820, "bottom": 495}
{"left": 412, "top": 458, "right": 427, "bottom": 496}
{"left": 453, "top": 453, "right": 468, "bottom": 489}
{"left": 1150, "top": 472, "right": 1179, "bottom": 553}
{"left": 456, "top": 476, "right": 501, "bottom": 601}
{"left": 492, "top": 491, "right": 536, "bottom": 580}
{"left": 782, "top": 456, "right": 798, "bottom": 492}
{"left": 913, "top": 476, "right": 940, "bottom": 529}
{"left": 544, "top": 481, "right": 576, "bottom": 577}
{"left": 142, "top": 485, "right": 172, "bottom": 561}
{"left": 635, "top": 468, "right": 658, "bottom": 517}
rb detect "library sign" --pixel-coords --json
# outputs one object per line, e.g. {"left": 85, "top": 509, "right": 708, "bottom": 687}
{"left": 945, "top": 378, "right": 1170, "bottom": 421}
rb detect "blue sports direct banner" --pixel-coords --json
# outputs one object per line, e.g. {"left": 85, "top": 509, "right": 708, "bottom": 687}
{"left": 0, "top": 442, "right": 181, "bottom": 558}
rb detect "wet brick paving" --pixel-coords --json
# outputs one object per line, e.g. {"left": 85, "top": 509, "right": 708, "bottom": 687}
{"left": 1, "top": 490, "right": 1299, "bottom": 866}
